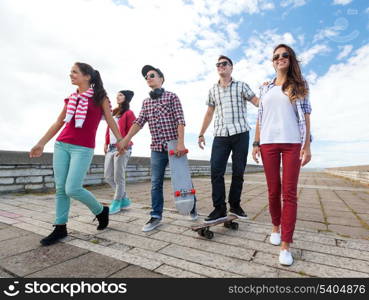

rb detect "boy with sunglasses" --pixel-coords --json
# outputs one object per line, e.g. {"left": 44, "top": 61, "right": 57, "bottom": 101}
{"left": 198, "top": 55, "right": 259, "bottom": 223}
{"left": 120, "top": 65, "right": 197, "bottom": 231}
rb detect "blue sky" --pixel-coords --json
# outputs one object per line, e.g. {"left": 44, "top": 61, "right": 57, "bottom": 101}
{"left": 0, "top": 0, "right": 368, "bottom": 168}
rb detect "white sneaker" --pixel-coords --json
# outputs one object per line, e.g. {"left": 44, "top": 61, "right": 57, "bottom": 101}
{"left": 279, "top": 249, "right": 294, "bottom": 266}
{"left": 270, "top": 232, "right": 281, "bottom": 246}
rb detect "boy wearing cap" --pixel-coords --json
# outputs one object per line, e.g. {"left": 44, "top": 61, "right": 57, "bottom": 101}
{"left": 198, "top": 55, "right": 259, "bottom": 224}
{"left": 121, "top": 65, "right": 197, "bottom": 232}
{"left": 104, "top": 90, "right": 136, "bottom": 214}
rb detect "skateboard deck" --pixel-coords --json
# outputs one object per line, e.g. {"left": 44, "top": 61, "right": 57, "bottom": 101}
{"left": 191, "top": 215, "right": 239, "bottom": 239}
{"left": 167, "top": 140, "right": 195, "bottom": 215}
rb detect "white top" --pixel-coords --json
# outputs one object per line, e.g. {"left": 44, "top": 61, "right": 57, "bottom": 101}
{"left": 260, "top": 85, "right": 301, "bottom": 145}
{"left": 109, "top": 116, "right": 119, "bottom": 144}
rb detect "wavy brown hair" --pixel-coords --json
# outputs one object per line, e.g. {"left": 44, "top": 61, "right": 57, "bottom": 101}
{"left": 273, "top": 44, "right": 308, "bottom": 102}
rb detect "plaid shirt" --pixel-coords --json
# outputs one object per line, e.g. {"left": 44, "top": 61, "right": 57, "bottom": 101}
{"left": 206, "top": 79, "right": 255, "bottom": 136}
{"left": 134, "top": 90, "right": 186, "bottom": 151}
{"left": 258, "top": 79, "right": 312, "bottom": 147}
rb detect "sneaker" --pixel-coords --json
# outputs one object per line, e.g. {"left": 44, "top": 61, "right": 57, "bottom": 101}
{"left": 40, "top": 224, "right": 68, "bottom": 246}
{"left": 120, "top": 197, "right": 131, "bottom": 209}
{"left": 229, "top": 206, "right": 248, "bottom": 220}
{"left": 204, "top": 206, "right": 227, "bottom": 224}
{"left": 279, "top": 249, "right": 294, "bottom": 266}
{"left": 109, "top": 199, "right": 121, "bottom": 215}
{"left": 270, "top": 232, "right": 281, "bottom": 246}
{"left": 142, "top": 217, "right": 161, "bottom": 232}
{"left": 189, "top": 210, "right": 198, "bottom": 221}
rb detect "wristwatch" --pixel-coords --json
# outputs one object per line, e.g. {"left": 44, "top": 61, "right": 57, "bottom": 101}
{"left": 198, "top": 135, "right": 204, "bottom": 138}
{"left": 252, "top": 141, "right": 260, "bottom": 147}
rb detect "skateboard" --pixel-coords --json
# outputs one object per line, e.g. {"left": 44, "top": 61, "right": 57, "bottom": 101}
{"left": 191, "top": 215, "right": 239, "bottom": 239}
{"left": 167, "top": 140, "right": 195, "bottom": 215}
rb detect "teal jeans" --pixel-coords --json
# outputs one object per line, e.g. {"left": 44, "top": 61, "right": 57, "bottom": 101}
{"left": 53, "top": 141, "right": 103, "bottom": 224}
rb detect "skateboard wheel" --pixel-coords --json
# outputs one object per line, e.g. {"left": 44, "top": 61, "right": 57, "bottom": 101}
{"left": 169, "top": 150, "right": 175, "bottom": 156}
{"left": 191, "top": 189, "right": 196, "bottom": 195}
{"left": 230, "top": 222, "right": 239, "bottom": 230}
{"left": 175, "top": 191, "right": 181, "bottom": 197}
{"left": 204, "top": 230, "right": 214, "bottom": 239}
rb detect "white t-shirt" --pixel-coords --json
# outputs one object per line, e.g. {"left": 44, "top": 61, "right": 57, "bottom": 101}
{"left": 260, "top": 85, "right": 301, "bottom": 145}
{"left": 109, "top": 116, "right": 119, "bottom": 144}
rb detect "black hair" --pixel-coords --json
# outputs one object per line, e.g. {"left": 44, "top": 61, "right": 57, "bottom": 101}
{"left": 218, "top": 55, "right": 233, "bottom": 66}
{"left": 74, "top": 62, "right": 107, "bottom": 106}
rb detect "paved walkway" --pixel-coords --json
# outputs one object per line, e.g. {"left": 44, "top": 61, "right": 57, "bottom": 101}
{"left": 0, "top": 172, "right": 368, "bottom": 278}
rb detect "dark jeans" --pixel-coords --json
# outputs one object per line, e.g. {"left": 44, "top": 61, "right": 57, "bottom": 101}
{"left": 150, "top": 150, "right": 196, "bottom": 219}
{"left": 210, "top": 131, "right": 249, "bottom": 209}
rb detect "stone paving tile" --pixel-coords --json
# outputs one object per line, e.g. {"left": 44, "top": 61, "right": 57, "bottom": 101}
{"left": 96, "top": 230, "right": 169, "bottom": 252}
{"left": 154, "top": 265, "right": 205, "bottom": 278}
{"left": 128, "top": 247, "right": 240, "bottom": 278}
{"left": 27, "top": 252, "right": 128, "bottom": 278}
{"left": 150, "top": 230, "right": 254, "bottom": 261}
{"left": 0, "top": 226, "right": 30, "bottom": 242}
{"left": 327, "top": 224, "right": 369, "bottom": 239}
{"left": 292, "top": 239, "right": 369, "bottom": 261}
{"left": 66, "top": 239, "right": 162, "bottom": 271}
{"left": 1, "top": 243, "right": 89, "bottom": 276}
{"left": 301, "top": 250, "right": 369, "bottom": 274}
{"left": 159, "top": 244, "right": 278, "bottom": 277}
{"left": 0, "top": 233, "right": 41, "bottom": 259}
{"left": 253, "top": 252, "right": 368, "bottom": 278}
{"left": 336, "top": 238, "right": 369, "bottom": 251}
{"left": 109, "top": 265, "right": 167, "bottom": 278}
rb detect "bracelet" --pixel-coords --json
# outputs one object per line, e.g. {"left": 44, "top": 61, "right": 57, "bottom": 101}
{"left": 252, "top": 141, "right": 260, "bottom": 147}
{"left": 198, "top": 135, "right": 204, "bottom": 138}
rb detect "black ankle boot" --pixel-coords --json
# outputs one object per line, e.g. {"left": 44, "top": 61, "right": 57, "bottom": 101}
{"left": 40, "top": 224, "right": 68, "bottom": 246}
{"left": 95, "top": 206, "right": 109, "bottom": 230}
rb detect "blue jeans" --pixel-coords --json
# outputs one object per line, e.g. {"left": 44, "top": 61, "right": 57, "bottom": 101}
{"left": 210, "top": 131, "right": 249, "bottom": 208}
{"left": 53, "top": 141, "right": 103, "bottom": 224}
{"left": 150, "top": 150, "right": 196, "bottom": 219}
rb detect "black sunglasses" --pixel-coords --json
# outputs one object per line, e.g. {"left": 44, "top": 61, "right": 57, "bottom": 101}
{"left": 216, "top": 61, "right": 229, "bottom": 67}
{"left": 273, "top": 52, "right": 289, "bottom": 61}
{"left": 144, "top": 73, "right": 156, "bottom": 80}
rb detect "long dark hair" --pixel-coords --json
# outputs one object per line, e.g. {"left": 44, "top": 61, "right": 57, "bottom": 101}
{"left": 75, "top": 62, "right": 107, "bottom": 106}
{"left": 112, "top": 101, "right": 130, "bottom": 117}
{"left": 273, "top": 44, "right": 308, "bottom": 102}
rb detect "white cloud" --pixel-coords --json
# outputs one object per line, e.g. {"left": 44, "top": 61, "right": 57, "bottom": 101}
{"left": 280, "top": 0, "right": 306, "bottom": 8}
{"left": 0, "top": 0, "right": 274, "bottom": 159}
{"left": 336, "top": 44, "right": 353, "bottom": 60}
{"left": 332, "top": 0, "right": 352, "bottom": 5}
{"left": 299, "top": 44, "right": 331, "bottom": 65}
{"left": 313, "top": 28, "right": 339, "bottom": 42}
{"left": 310, "top": 44, "right": 369, "bottom": 145}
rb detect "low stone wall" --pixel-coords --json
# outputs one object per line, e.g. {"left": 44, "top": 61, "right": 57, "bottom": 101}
{"left": 325, "top": 165, "right": 369, "bottom": 185}
{"left": 0, "top": 150, "right": 264, "bottom": 193}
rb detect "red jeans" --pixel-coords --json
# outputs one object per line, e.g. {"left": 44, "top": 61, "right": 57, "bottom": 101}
{"left": 260, "top": 143, "right": 301, "bottom": 243}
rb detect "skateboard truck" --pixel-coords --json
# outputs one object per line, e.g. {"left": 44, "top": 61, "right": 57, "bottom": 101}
{"left": 191, "top": 216, "right": 239, "bottom": 240}
{"left": 169, "top": 149, "right": 189, "bottom": 156}
{"left": 175, "top": 189, "right": 196, "bottom": 197}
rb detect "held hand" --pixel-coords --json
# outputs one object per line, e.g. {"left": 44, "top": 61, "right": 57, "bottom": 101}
{"left": 198, "top": 136, "right": 206, "bottom": 149}
{"left": 29, "top": 144, "right": 44, "bottom": 158}
{"left": 176, "top": 143, "right": 186, "bottom": 157}
{"left": 116, "top": 138, "right": 129, "bottom": 156}
{"left": 103, "top": 144, "right": 108, "bottom": 154}
{"left": 252, "top": 146, "right": 261, "bottom": 164}
{"left": 300, "top": 146, "right": 312, "bottom": 167}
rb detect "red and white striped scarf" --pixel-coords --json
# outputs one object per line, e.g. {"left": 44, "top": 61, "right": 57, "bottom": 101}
{"left": 64, "top": 88, "right": 94, "bottom": 128}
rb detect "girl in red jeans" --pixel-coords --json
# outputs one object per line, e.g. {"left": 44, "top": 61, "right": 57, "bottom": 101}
{"left": 252, "top": 44, "right": 312, "bottom": 266}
